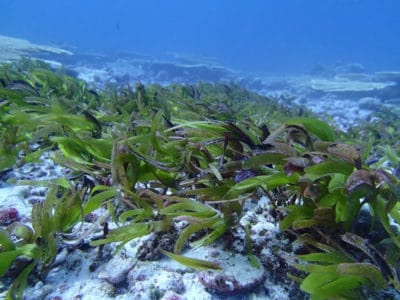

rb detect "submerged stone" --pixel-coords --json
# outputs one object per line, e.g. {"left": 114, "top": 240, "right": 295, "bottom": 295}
{"left": 197, "top": 250, "right": 265, "bottom": 295}
{"left": 0, "top": 207, "right": 20, "bottom": 226}
{"left": 98, "top": 254, "right": 136, "bottom": 285}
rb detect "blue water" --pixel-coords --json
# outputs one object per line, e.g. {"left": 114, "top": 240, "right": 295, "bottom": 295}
{"left": 1, "top": 0, "right": 400, "bottom": 74}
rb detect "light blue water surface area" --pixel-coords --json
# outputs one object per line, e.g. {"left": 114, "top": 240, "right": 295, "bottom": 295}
{"left": 1, "top": 0, "right": 400, "bottom": 74}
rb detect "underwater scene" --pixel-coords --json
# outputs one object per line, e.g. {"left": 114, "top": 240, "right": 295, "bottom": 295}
{"left": 1, "top": 1, "right": 400, "bottom": 299}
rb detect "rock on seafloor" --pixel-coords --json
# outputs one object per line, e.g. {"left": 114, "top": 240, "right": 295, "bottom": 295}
{"left": 97, "top": 254, "right": 136, "bottom": 285}
{"left": 197, "top": 251, "right": 265, "bottom": 295}
{"left": 127, "top": 262, "right": 186, "bottom": 299}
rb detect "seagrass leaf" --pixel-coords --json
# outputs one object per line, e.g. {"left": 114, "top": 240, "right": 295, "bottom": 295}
{"left": 286, "top": 117, "right": 336, "bottom": 142}
{"left": 160, "top": 199, "right": 217, "bottom": 218}
{"left": 304, "top": 160, "right": 354, "bottom": 178}
{"left": 0, "top": 229, "right": 15, "bottom": 251}
{"left": 300, "top": 271, "right": 365, "bottom": 298}
{"left": 341, "top": 232, "right": 397, "bottom": 281}
{"left": 336, "top": 263, "right": 386, "bottom": 289}
{"left": 6, "top": 223, "right": 34, "bottom": 243}
{"left": 222, "top": 122, "right": 256, "bottom": 148}
{"left": 242, "top": 152, "right": 288, "bottom": 169}
{"left": 160, "top": 249, "right": 222, "bottom": 270}
{"left": 327, "top": 142, "right": 362, "bottom": 169}
{"left": 345, "top": 169, "right": 375, "bottom": 195}
{"left": 280, "top": 206, "right": 314, "bottom": 231}
{"left": 90, "top": 222, "right": 150, "bottom": 246}
{"left": 299, "top": 252, "right": 353, "bottom": 264}
{"left": 0, "top": 250, "right": 22, "bottom": 276}
{"left": 83, "top": 186, "right": 118, "bottom": 216}
{"left": 191, "top": 219, "right": 231, "bottom": 248}
{"left": 174, "top": 223, "right": 209, "bottom": 254}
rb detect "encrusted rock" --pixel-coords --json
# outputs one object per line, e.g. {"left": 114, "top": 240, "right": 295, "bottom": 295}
{"left": 137, "top": 232, "right": 177, "bottom": 261}
{"left": 98, "top": 254, "right": 136, "bottom": 285}
{"left": 0, "top": 207, "right": 20, "bottom": 226}
{"left": 127, "top": 262, "right": 185, "bottom": 298}
{"left": 197, "top": 250, "right": 265, "bottom": 295}
{"left": 161, "top": 290, "right": 184, "bottom": 300}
